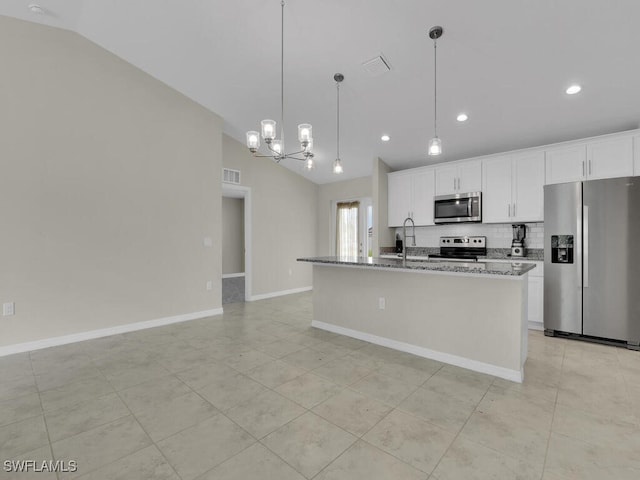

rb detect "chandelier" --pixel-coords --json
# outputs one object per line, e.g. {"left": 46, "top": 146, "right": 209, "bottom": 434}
{"left": 245, "top": 1, "right": 314, "bottom": 169}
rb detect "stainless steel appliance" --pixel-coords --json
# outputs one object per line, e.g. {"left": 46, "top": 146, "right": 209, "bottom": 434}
{"left": 544, "top": 177, "right": 640, "bottom": 350}
{"left": 429, "top": 236, "right": 486, "bottom": 261}
{"left": 434, "top": 192, "right": 482, "bottom": 224}
{"left": 511, "top": 224, "right": 526, "bottom": 257}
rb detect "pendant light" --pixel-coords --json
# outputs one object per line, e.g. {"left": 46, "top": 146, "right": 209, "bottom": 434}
{"left": 428, "top": 26, "right": 443, "bottom": 156}
{"left": 333, "top": 73, "right": 344, "bottom": 174}
{"left": 245, "top": 1, "right": 314, "bottom": 164}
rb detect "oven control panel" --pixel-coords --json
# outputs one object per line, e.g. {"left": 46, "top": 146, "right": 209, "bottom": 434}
{"left": 439, "top": 236, "right": 486, "bottom": 248}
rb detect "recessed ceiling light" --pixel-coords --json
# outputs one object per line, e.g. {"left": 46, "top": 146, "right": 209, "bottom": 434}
{"left": 381, "top": 135, "right": 390, "bottom": 142}
{"left": 566, "top": 85, "right": 582, "bottom": 95}
{"left": 28, "top": 4, "right": 44, "bottom": 14}
{"left": 456, "top": 113, "right": 468, "bottom": 122}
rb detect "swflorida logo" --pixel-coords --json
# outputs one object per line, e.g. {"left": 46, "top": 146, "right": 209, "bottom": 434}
{"left": 4, "top": 460, "right": 78, "bottom": 473}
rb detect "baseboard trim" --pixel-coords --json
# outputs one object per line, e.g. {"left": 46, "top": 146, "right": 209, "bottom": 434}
{"left": 0, "top": 308, "right": 224, "bottom": 357}
{"left": 528, "top": 321, "right": 544, "bottom": 331}
{"left": 311, "top": 320, "right": 523, "bottom": 383}
{"left": 248, "top": 286, "right": 312, "bottom": 301}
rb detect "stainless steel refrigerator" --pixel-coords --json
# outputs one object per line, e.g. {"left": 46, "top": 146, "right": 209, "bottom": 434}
{"left": 544, "top": 177, "right": 640, "bottom": 350}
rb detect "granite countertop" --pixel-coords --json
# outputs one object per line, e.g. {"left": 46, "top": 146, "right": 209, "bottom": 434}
{"left": 297, "top": 256, "right": 537, "bottom": 277}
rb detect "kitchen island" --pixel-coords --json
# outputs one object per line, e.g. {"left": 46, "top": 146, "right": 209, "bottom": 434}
{"left": 297, "top": 256, "right": 536, "bottom": 382}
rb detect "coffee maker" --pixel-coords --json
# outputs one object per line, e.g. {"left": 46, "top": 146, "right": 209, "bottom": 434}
{"left": 511, "top": 224, "right": 526, "bottom": 257}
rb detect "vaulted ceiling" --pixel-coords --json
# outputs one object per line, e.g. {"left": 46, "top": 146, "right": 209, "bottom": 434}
{"left": 3, "top": 1, "right": 640, "bottom": 184}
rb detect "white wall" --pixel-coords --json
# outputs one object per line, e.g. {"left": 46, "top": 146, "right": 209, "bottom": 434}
{"left": 222, "top": 197, "right": 245, "bottom": 274}
{"left": 316, "top": 176, "right": 372, "bottom": 256}
{"left": 0, "top": 17, "right": 223, "bottom": 348}
{"left": 222, "top": 135, "right": 317, "bottom": 297}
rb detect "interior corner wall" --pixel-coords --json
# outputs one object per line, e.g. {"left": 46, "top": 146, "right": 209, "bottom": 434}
{"left": 373, "top": 157, "right": 394, "bottom": 255}
{"left": 316, "top": 176, "right": 372, "bottom": 256}
{"left": 222, "top": 134, "right": 318, "bottom": 297}
{"left": 0, "top": 16, "right": 223, "bottom": 348}
{"left": 222, "top": 197, "right": 245, "bottom": 274}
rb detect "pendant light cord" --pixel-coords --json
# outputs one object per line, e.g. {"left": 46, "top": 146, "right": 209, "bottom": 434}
{"left": 280, "top": 0, "right": 285, "bottom": 153}
{"left": 433, "top": 37, "right": 438, "bottom": 137}
{"left": 336, "top": 81, "right": 340, "bottom": 159}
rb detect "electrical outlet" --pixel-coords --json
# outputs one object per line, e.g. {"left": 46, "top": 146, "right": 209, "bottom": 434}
{"left": 378, "top": 297, "right": 385, "bottom": 310}
{"left": 206, "top": 281, "right": 213, "bottom": 291}
{"left": 203, "top": 237, "right": 213, "bottom": 248}
{"left": 3, "top": 302, "right": 15, "bottom": 316}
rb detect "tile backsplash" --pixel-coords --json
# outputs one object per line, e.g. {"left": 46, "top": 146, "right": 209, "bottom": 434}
{"left": 394, "top": 222, "right": 544, "bottom": 249}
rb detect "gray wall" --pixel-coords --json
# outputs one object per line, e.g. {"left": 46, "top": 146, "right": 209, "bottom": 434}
{"left": 0, "top": 17, "right": 223, "bottom": 347}
{"left": 316, "top": 176, "right": 372, "bottom": 256}
{"left": 222, "top": 135, "right": 318, "bottom": 297}
{"left": 222, "top": 197, "right": 245, "bottom": 274}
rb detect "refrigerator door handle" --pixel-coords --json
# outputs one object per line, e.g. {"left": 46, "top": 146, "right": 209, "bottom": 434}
{"left": 583, "top": 205, "right": 589, "bottom": 288}
{"left": 577, "top": 206, "right": 582, "bottom": 288}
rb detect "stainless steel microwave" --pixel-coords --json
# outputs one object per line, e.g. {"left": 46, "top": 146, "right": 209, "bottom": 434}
{"left": 434, "top": 192, "right": 482, "bottom": 224}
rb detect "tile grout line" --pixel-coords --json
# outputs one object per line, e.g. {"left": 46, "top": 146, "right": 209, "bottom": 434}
{"left": 539, "top": 341, "right": 566, "bottom": 480}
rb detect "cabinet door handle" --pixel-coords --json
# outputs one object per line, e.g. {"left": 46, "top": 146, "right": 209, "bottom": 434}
{"left": 508, "top": 204, "right": 511, "bottom": 217}
{"left": 513, "top": 203, "right": 516, "bottom": 217}
{"left": 588, "top": 160, "right": 592, "bottom": 176}
{"left": 457, "top": 178, "right": 460, "bottom": 190}
{"left": 582, "top": 160, "right": 586, "bottom": 178}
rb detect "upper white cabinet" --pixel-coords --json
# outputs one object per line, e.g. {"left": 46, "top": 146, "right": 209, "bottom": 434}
{"left": 388, "top": 168, "right": 435, "bottom": 227}
{"left": 545, "top": 135, "right": 633, "bottom": 184}
{"left": 435, "top": 160, "right": 482, "bottom": 196}
{"left": 388, "top": 172, "right": 412, "bottom": 227}
{"left": 544, "top": 145, "right": 586, "bottom": 185}
{"left": 482, "top": 151, "right": 545, "bottom": 223}
{"left": 587, "top": 137, "right": 633, "bottom": 180}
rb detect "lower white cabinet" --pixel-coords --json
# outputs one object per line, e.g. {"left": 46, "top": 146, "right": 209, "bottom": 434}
{"left": 528, "top": 273, "right": 544, "bottom": 329}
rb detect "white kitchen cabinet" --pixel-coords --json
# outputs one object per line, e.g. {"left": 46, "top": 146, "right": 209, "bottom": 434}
{"left": 434, "top": 160, "right": 482, "bottom": 196}
{"left": 387, "top": 168, "right": 435, "bottom": 227}
{"left": 545, "top": 135, "right": 633, "bottom": 184}
{"left": 411, "top": 169, "right": 435, "bottom": 226}
{"left": 388, "top": 172, "right": 412, "bottom": 227}
{"left": 586, "top": 136, "right": 633, "bottom": 180}
{"left": 545, "top": 145, "right": 586, "bottom": 185}
{"left": 482, "top": 151, "right": 544, "bottom": 223}
{"left": 528, "top": 274, "right": 544, "bottom": 329}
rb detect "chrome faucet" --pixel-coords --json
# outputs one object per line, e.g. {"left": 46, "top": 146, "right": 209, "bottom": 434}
{"left": 402, "top": 217, "right": 416, "bottom": 264}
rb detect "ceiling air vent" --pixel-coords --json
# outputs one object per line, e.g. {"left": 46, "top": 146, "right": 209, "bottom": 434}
{"left": 362, "top": 55, "right": 392, "bottom": 77}
{"left": 223, "top": 168, "right": 241, "bottom": 185}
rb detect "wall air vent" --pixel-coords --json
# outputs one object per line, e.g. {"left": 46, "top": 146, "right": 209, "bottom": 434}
{"left": 223, "top": 168, "right": 241, "bottom": 185}
{"left": 362, "top": 55, "right": 392, "bottom": 77}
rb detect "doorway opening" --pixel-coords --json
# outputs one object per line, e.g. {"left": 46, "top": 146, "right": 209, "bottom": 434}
{"left": 222, "top": 184, "right": 252, "bottom": 303}
{"left": 332, "top": 197, "right": 373, "bottom": 257}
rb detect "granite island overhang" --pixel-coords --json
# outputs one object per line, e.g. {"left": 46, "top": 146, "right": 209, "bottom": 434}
{"left": 297, "top": 256, "right": 537, "bottom": 383}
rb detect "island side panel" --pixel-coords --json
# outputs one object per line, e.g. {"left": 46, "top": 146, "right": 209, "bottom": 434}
{"left": 312, "top": 264, "right": 527, "bottom": 382}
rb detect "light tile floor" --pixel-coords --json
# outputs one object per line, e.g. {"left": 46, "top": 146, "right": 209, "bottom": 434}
{"left": 1, "top": 292, "right": 639, "bottom": 479}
